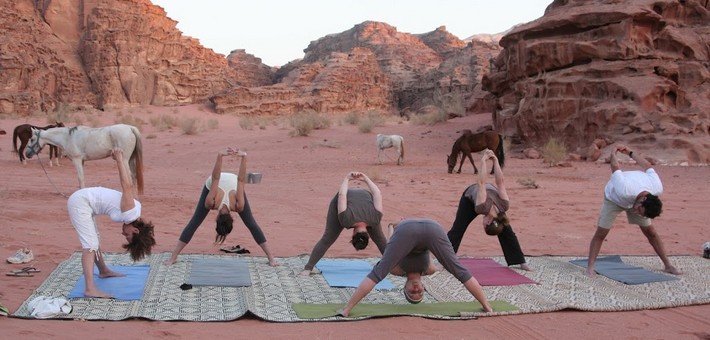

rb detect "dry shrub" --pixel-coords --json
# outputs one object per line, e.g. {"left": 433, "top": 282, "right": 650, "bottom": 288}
{"left": 180, "top": 117, "right": 201, "bottom": 135}
{"left": 239, "top": 116, "right": 255, "bottom": 130}
{"left": 517, "top": 177, "right": 540, "bottom": 189}
{"left": 207, "top": 118, "right": 219, "bottom": 130}
{"left": 46, "top": 103, "right": 73, "bottom": 124}
{"left": 344, "top": 112, "right": 360, "bottom": 125}
{"left": 115, "top": 114, "right": 145, "bottom": 131}
{"left": 410, "top": 109, "right": 448, "bottom": 125}
{"left": 541, "top": 137, "right": 567, "bottom": 167}
{"left": 288, "top": 112, "right": 332, "bottom": 136}
{"left": 149, "top": 114, "right": 178, "bottom": 131}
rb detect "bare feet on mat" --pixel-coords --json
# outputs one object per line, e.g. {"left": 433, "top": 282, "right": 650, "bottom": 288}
{"left": 98, "top": 269, "right": 126, "bottom": 279}
{"left": 519, "top": 263, "right": 532, "bottom": 271}
{"left": 336, "top": 308, "right": 349, "bottom": 317}
{"left": 84, "top": 288, "right": 113, "bottom": 299}
{"left": 664, "top": 265, "right": 681, "bottom": 275}
{"left": 298, "top": 269, "right": 311, "bottom": 276}
{"left": 584, "top": 268, "right": 596, "bottom": 277}
{"left": 268, "top": 258, "right": 280, "bottom": 267}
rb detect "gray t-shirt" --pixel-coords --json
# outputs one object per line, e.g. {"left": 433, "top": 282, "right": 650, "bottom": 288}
{"left": 464, "top": 183, "right": 509, "bottom": 215}
{"left": 367, "top": 218, "right": 472, "bottom": 284}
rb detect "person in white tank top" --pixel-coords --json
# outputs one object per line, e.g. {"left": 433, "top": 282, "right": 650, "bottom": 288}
{"left": 165, "top": 147, "right": 277, "bottom": 266}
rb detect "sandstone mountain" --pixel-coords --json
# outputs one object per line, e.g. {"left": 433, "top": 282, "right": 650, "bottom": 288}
{"left": 484, "top": 0, "right": 709, "bottom": 163}
{"left": 1, "top": 0, "right": 242, "bottom": 114}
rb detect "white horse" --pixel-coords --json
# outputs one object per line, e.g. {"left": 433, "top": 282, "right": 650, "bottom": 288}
{"left": 25, "top": 124, "right": 144, "bottom": 193}
{"left": 376, "top": 134, "right": 405, "bottom": 165}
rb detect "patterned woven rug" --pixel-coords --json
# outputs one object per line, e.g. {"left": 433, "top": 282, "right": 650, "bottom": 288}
{"left": 12, "top": 253, "right": 710, "bottom": 321}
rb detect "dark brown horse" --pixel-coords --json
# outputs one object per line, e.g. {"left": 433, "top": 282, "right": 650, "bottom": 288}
{"left": 13, "top": 122, "right": 65, "bottom": 165}
{"left": 447, "top": 130, "right": 505, "bottom": 174}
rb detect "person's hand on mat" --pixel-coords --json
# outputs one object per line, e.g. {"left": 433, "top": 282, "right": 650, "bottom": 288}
{"left": 163, "top": 257, "right": 177, "bottom": 266}
{"left": 336, "top": 307, "right": 349, "bottom": 317}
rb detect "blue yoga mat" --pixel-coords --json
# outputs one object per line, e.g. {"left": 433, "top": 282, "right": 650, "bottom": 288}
{"left": 315, "top": 259, "right": 394, "bottom": 289}
{"left": 68, "top": 265, "right": 150, "bottom": 300}
{"left": 188, "top": 258, "right": 251, "bottom": 287}
{"left": 570, "top": 255, "right": 679, "bottom": 285}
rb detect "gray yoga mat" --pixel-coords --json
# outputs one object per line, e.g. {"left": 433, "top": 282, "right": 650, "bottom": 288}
{"left": 188, "top": 258, "right": 252, "bottom": 287}
{"left": 570, "top": 255, "right": 679, "bottom": 285}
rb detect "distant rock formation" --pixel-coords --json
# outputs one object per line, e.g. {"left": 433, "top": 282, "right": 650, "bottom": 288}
{"left": 484, "top": 0, "right": 710, "bottom": 163}
{"left": 278, "top": 22, "right": 501, "bottom": 116}
{"left": 211, "top": 48, "right": 392, "bottom": 115}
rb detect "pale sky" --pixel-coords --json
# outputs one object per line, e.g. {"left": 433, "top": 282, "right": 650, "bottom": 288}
{"left": 151, "top": 0, "right": 552, "bottom": 66}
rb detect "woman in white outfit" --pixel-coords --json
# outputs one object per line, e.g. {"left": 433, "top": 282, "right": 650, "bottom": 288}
{"left": 67, "top": 148, "right": 155, "bottom": 298}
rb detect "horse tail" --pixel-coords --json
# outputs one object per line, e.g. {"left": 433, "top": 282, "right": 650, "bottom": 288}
{"left": 399, "top": 137, "right": 405, "bottom": 159}
{"left": 129, "top": 126, "right": 144, "bottom": 194}
{"left": 12, "top": 127, "right": 19, "bottom": 153}
{"left": 496, "top": 134, "right": 505, "bottom": 168}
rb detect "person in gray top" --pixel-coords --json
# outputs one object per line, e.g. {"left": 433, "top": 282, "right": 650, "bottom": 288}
{"left": 337, "top": 218, "right": 492, "bottom": 317}
{"left": 447, "top": 149, "right": 530, "bottom": 270}
{"left": 300, "top": 172, "right": 387, "bottom": 276}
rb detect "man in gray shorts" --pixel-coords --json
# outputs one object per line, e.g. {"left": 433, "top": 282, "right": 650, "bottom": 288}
{"left": 337, "top": 218, "right": 492, "bottom": 317}
{"left": 586, "top": 144, "right": 681, "bottom": 276}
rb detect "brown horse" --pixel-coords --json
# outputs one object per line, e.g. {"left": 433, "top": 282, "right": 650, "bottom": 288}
{"left": 447, "top": 130, "right": 505, "bottom": 174}
{"left": 13, "top": 122, "right": 65, "bottom": 166}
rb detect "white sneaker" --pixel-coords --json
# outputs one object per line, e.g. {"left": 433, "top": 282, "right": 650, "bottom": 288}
{"left": 7, "top": 248, "right": 33, "bottom": 264}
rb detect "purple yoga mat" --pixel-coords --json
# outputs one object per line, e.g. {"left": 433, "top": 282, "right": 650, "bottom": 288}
{"left": 459, "top": 258, "right": 538, "bottom": 286}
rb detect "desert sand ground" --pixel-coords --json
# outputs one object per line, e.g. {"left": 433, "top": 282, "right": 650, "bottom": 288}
{"left": 1, "top": 106, "right": 708, "bottom": 339}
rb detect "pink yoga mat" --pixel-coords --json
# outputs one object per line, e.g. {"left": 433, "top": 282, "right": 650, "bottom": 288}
{"left": 459, "top": 258, "right": 538, "bottom": 286}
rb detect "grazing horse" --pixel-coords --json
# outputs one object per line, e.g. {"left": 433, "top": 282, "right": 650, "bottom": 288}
{"left": 376, "top": 134, "right": 405, "bottom": 165}
{"left": 13, "top": 122, "right": 65, "bottom": 166}
{"left": 25, "top": 124, "right": 144, "bottom": 194}
{"left": 447, "top": 130, "right": 504, "bottom": 174}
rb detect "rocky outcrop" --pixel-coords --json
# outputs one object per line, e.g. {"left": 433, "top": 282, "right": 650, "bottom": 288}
{"left": 0, "top": 0, "right": 269, "bottom": 115}
{"left": 211, "top": 48, "right": 392, "bottom": 115}
{"left": 244, "top": 22, "right": 500, "bottom": 117}
{"left": 484, "top": 0, "right": 710, "bottom": 163}
{"left": 226, "top": 50, "right": 275, "bottom": 87}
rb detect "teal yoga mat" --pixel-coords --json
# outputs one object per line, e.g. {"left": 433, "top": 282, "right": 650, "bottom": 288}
{"left": 570, "top": 255, "right": 679, "bottom": 285}
{"left": 315, "top": 259, "right": 394, "bottom": 289}
{"left": 67, "top": 265, "right": 149, "bottom": 300}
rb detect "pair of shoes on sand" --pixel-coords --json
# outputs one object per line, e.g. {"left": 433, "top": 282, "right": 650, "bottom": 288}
{"left": 6, "top": 267, "right": 41, "bottom": 277}
{"left": 219, "top": 245, "right": 250, "bottom": 254}
{"left": 7, "top": 248, "right": 33, "bottom": 264}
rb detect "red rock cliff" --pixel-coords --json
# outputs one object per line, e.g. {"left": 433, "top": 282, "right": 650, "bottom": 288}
{"left": 484, "top": 0, "right": 709, "bottom": 163}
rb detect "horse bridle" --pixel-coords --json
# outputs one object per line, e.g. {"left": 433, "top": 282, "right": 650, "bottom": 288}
{"left": 25, "top": 129, "right": 43, "bottom": 157}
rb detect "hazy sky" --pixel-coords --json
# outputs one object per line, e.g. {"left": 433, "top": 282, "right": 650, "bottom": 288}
{"left": 151, "top": 0, "right": 552, "bottom": 66}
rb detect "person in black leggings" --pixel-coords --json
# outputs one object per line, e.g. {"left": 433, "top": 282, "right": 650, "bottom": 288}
{"left": 165, "top": 147, "right": 277, "bottom": 266}
{"left": 447, "top": 149, "right": 530, "bottom": 270}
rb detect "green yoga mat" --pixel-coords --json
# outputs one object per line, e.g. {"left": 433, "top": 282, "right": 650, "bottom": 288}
{"left": 292, "top": 300, "right": 518, "bottom": 319}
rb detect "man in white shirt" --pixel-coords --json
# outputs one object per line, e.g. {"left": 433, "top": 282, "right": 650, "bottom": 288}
{"left": 586, "top": 144, "right": 681, "bottom": 276}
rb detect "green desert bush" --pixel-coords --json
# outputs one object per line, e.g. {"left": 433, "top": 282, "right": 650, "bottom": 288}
{"left": 541, "top": 137, "right": 567, "bottom": 167}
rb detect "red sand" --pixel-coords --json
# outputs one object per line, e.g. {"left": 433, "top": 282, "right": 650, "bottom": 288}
{"left": 1, "top": 106, "right": 708, "bottom": 339}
